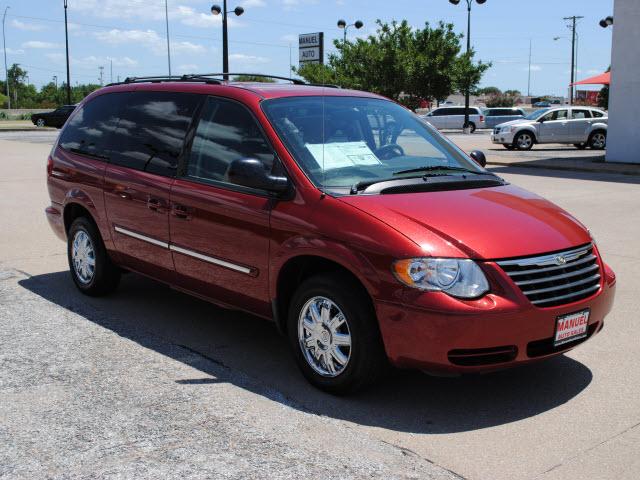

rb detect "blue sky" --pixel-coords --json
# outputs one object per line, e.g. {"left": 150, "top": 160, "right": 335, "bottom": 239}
{"left": 1, "top": 0, "right": 613, "bottom": 95}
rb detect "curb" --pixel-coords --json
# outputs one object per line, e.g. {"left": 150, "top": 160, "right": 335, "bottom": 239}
{"left": 0, "top": 128, "right": 57, "bottom": 132}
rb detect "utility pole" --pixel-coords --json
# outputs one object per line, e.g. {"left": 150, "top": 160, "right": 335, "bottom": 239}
{"left": 2, "top": 6, "right": 10, "bottom": 110}
{"left": 99, "top": 66, "right": 104, "bottom": 86}
{"left": 64, "top": 0, "right": 72, "bottom": 104}
{"left": 53, "top": 75, "right": 58, "bottom": 88}
{"left": 563, "top": 15, "right": 583, "bottom": 105}
{"left": 164, "top": 0, "right": 172, "bottom": 76}
{"left": 527, "top": 38, "right": 532, "bottom": 97}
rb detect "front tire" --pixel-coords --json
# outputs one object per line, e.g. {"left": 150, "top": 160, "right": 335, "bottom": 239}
{"left": 514, "top": 131, "right": 535, "bottom": 151}
{"left": 36, "top": 118, "right": 46, "bottom": 127}
{"left": 67, "top": 217, "right": 120, "bottom": 296}
{"left": 287, "top": 273, "right": 387, "bottom": 395}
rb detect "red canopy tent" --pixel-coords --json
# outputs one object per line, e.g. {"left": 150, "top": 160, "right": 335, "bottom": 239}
{"left": 571, "top": 71, "right": 611, "bottom": 86}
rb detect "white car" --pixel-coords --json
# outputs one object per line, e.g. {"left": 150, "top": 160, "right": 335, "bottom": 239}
{"left": 421, "top": 106, "right": 486, "bottom": 133}
{"left": 491, "top": 107, "right": 608, "bottom": 151}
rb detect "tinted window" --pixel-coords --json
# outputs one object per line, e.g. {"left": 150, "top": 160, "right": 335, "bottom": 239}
{"left": 59, "top": 93, "right": 125, "bottom": 159}
{"left": 186, "top": 97, "right": 275, "bottom": 184}
{"left": 432, "top": 108, "right": 450, "bottom": 116}
{"left": 592, "top": 110, "right": 605, "bottom": 118}
{"left": 108, "top": 91, "right": 201, "bottom": 177}
{"left": 572, "top": 109, "right": 591, "bottom": 119}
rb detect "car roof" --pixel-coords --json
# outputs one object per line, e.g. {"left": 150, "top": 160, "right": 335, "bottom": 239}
{"left": 95, "top": 80, "right": 386, "bottom": 101}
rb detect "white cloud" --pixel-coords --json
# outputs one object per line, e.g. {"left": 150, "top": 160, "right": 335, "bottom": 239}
{"left": 6, "top": 47, "right": 25, "bottom": 55}
{"left": 244, "top": 0, "right": 267, "bottom": 6}
{"left": 177, "top": 64, "right": 199, "bottom": 73}
{"left": 229, "top": 53, "right": 270, "bottom": 67}
{"left": 11, "top": 19, "right": 46, "bottom": 31}
{"left": 22, "top": 41, "right": 60, "bottom": 49}
{"left": 94, "top": 29, "right": 205, "bottom": 56}
{"left": 46, "top": 53, "right": 138, "bottom": 69}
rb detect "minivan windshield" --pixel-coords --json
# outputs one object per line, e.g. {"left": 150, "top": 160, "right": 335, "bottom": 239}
{"left": 525, "top": 108, "right": 550, "bottom": 120}
{"left": 262, "top": 96, "right": 486, "bottom": 194}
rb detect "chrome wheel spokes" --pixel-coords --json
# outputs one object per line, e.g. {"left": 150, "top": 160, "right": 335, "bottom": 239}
{"left": 298, "top": 296, "right": 352, "bottom": 378}
{"left": 72, "top": 230, "right": 96, "bottom": 284}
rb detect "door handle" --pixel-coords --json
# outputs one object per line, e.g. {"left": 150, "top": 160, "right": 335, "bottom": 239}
{"left": 114, "top": 185, "right": 132, "bottom": 200}
{"left": 147, "top": 196, "right": 165, "bottom": 212}
{"left": 172, "top": 204, "right": 191, "bottom": 220}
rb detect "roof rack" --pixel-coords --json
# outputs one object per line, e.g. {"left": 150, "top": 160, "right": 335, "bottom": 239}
{"left": 106, "top": 73, "right": 341, "bottom": 89}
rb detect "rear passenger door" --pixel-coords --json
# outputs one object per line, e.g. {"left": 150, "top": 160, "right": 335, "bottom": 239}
{"left": 169, "top": 96, "right": 275, "bottom": 317}
{"left": 103, "top": 91, "right": 201, "bottom": 282}
{"left": 568, "top": 108, "right": 592, "bottom": 142}
{"left": 447, "top": 107, "right": 465, "bottom": 129}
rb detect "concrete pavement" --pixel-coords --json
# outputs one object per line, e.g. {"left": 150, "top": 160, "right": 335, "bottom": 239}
{"left": 1, "top": 131, "right": 639, "bottom": 479}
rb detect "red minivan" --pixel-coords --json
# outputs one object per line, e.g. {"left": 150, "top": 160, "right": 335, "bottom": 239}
{"left": 46, "top": 76, "right": 616, "bottom": 394}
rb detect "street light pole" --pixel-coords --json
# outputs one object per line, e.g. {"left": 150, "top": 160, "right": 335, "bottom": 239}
{"left": 337, "top": 19, "right": 364, "bottom": 43}
{"left": 563, "top": 15, "right": 583, "bottom": 105}
{"left": 2, "top": 6, "right": 10, "bottom": 110}
{"left": 164, "top": 0, "right": 172, "bottom": 76}
{"left": 527, "top": 38, "right": 532, "bottom": 97}
{"left": 211, "top": 2, "right": 244, "bottom": 80}
{"left": 449, "top": 0, "right": 486, "bottom": 134}
{"left": 64, "top": 0, "right": 71, "bottom": 104}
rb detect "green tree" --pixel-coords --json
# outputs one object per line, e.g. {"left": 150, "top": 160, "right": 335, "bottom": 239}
{"left": 474, "top": 86, "right": 501, "bottom": 96}
{"left": 485, "top": 94, "right": 515, "bottom": 108}
{"left": 296, "top": 20, "right": 490, "bottom": 109}
{"left": 504, "top": 89, "right": 521, "bottom": 97}
{"left": 233, "top": 74, "right": 277, "bottom": 83}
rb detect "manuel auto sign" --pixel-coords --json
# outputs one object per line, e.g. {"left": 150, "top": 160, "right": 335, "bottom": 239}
{"left": 299, "top": 32, "right": 324, "bottom": 67}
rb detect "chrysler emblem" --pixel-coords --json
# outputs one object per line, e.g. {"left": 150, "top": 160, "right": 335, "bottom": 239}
{"left": 555, "top": 255, "right": 567, "bottom": 265}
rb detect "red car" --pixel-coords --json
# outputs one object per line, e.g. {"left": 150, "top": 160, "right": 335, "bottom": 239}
{"left": 45, "top": 75, "right": 616, "bottom": 394}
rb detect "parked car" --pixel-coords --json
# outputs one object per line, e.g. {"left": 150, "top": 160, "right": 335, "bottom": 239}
{"left": 31, "top": 105, "right": 76, "bottom": 128}
{"left": 46, "top": 76, "right": 616, "bottom": 394}
{"left": 534, "top": 101, "right": 551, "bottom": 107}
{"left": 492, "top": 107, "right": 608, "bottom": 150}
{"left": 483, "top": 107, "right": 526, "bottom": 128}
{"left": 421, "top": 106, "right": 486, "bottom": 132}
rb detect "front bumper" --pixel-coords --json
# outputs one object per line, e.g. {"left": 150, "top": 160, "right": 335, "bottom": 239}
{"left": 491, "top": 130, "right": 516, "bottom": 144}
{"left": 375, "top": 262, "right": 616, "bottom": 373}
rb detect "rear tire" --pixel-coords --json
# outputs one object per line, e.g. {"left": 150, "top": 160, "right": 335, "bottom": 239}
{"left": 588, "top": 130, "right": 607, "bottom": 150}
{"left": 287, "top": 273, "right": 387, "bottom": 395}
{"left": 36, "top": 118, "right": 46, "bottom": 127}
{"left": 67, "top": 217, "right": 120, "bottom": 296}
{"left": 514, "top": 131, "right": 535, "bottom": 151}
{"left": 468, "top": 122, "right": 476, "bottom": 133}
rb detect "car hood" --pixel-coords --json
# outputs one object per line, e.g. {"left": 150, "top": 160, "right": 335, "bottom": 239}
{"left": 495, "top": 119, "right": 534, "bottom": 129}
{"left": 338, "top": 184, "right": 591, "bottom": 260}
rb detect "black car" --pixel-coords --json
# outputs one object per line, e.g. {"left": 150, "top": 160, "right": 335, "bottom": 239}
{"left": 31, "top": 105, "right": 76, "bottom": 128}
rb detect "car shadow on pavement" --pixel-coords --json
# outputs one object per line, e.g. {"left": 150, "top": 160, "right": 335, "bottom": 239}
{"left": 20, "top": 271, "right": 593, "bottom": 435}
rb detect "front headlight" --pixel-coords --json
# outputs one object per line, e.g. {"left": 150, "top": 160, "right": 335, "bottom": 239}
{"left": 392, "top": 258, "right": 490, "bottom": 299}
{"left": 501, "top": 126, "right": 513, "bottom": 133}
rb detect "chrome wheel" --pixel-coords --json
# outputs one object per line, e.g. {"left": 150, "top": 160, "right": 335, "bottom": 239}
{"left": 516, "top": 133, "right": 533, "bottom": 149}
{"left": 72, "top": 230, "right": 96, "bottom": 284}
{"left": 591, "top": 132, "right": 606, "bottom": 149}
{"left": 298, "top": 296, "right": 352, "bottom": 378}
{"left": 36, "top": 118, "right": 45, "bottom": 127}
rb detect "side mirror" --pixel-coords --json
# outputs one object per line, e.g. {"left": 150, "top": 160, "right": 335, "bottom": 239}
{"left": 228, "top": 158, "right": 290, "bottom": 195}
{"left": 469, "top": 150, "right": 487, "bottom": 168}
{"left": 538, "top": 118, "right": 545, "bottom": 123}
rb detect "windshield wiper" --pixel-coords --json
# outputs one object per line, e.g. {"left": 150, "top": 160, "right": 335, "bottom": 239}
{"left": 392, "top": 165, "right": 497, "bottom": 176}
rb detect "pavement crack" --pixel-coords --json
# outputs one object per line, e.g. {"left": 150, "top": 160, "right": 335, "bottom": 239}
{"left": 535, "top": 420, "right": 640, "bottom": 478}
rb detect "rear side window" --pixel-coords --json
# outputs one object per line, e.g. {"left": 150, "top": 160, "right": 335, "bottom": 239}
{"left": 185, "top": 96, "right": 275, "bottom": 184}
{"left": 572, "top": 109, "right": 592, "bottom": 119}
{"left": 592, "top": 110, "right": 605, "bottom": 118}
{"left": 59, "top": 93, "right": 125, "bottom": 159}
{"left": 108, "top": 91, "right": 201, "bottom": 177}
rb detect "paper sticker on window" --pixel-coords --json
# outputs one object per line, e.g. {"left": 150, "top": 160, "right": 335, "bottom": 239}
{"left": 306, "top": 141, "right": 381, "bottom": 170}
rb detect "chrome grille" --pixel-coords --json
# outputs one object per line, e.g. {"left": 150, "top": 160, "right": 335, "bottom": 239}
{"left": 497, "top": 244, "right": 601, "bottom": 307}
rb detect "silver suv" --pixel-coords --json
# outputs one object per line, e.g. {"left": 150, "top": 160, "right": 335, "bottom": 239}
{"left": 491, "top": 107, "right": 608, "bottom": 151}
{"left": 421, "top": 106, "right": 485, "bottom": 133}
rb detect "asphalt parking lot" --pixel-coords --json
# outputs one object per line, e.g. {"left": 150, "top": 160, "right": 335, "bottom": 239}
{"left": 1, "top": 130, "right": 639, "bottom": 479}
